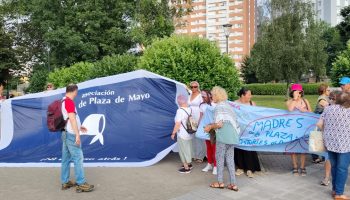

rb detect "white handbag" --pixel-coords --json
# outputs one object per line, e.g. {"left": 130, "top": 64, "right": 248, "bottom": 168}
{"left": 309, "top": 127, "right": 326, "bottom": 153}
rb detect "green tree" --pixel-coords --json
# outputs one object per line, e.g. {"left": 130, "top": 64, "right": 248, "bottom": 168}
{"left": 331, "top": 42, "right": 350, "bottom": 87}
{"left": 337, "top": 6, "right": 350, "bottom": 45}
{"left": 249, "top": 0, "right": 327, "bottom": 86}
{"left": 138, "top": 35, "right": 241, "bottom": 99}
{"left": 322, "top": 26, "right": 345, "bottom": 75}
{"left": 1, "top": 0, "right": 192, "bottom": 69}
{"left": 240, "top": 56, "right": 258, "bottom": 84}
{"left": 90, "top": 54, "right": 138, "bottom": 79}
{"left": 26, "top": 65, "right": 49, "bottom": 93}
{"left": 0, "top": 18, "right": 18, "bottom": 82}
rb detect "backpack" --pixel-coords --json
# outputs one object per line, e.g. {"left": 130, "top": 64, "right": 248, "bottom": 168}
{"left": 181, "top": 108, "right": 198, "bottom": 134}
{"left": 47, "top": 99, "right": 68, "bottom": 132}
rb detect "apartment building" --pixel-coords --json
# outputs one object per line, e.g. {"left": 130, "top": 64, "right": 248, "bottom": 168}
{"left": 175, "top": 0, "right": 256, "bottom": 67}
{"left": 310, "top": 0, "right": 349, "bottom": 26}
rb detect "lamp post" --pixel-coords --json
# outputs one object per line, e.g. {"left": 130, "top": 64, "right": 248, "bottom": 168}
{"left": 222, "top": 23, "right": 232, "bottom": 54}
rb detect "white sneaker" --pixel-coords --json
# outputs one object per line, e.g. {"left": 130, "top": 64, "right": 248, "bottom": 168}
{"left": 202, "top": 164, "right": 213, "bottom": 172}
{"left": 212, "top": 167, "right": 217, "bottom": 175}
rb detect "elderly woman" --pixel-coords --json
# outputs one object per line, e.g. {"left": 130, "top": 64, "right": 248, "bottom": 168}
{"left": 317, "top": 92, "right": 350, "bottom": 200}
{"left": 171, "top": 95, "right": 194, "bottom": 174}
{"left": 188, "top": 81, "right": 206, "bottom": 163}
{"left": 205, "top": 86, "right": 239, "bottom": 191}
{"left": 286, "top": 83, "right": 311, "bottom": 176}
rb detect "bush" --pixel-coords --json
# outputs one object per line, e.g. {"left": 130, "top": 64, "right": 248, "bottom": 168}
{"left": 27, "top": 65, "right": 49, "bottom": 93}
{"left": 90, "top": 54, "right": 138, "bottom": 79}
{"left": 48, "top": 62, "right": 93, "bottom": 88}
{"left": 331, "top": 42, "right": 350, "bottom": 86}
{"left": 138, "top": 35, "right": 241, "bottom": 99}
{"left": 244, "top": 83, "right": 323, "bottom": 95}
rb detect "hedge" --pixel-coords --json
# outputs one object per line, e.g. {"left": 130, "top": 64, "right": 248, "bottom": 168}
{"left": 243, "top": 83, "right": 326, "bottom": 95}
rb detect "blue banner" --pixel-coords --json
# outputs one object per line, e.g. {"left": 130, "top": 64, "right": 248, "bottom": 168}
{"left": 0, "top": 70, "right": 187, "bottom": 167}
{"left": 196, "top": 102, "right": 320, "bottom": 153}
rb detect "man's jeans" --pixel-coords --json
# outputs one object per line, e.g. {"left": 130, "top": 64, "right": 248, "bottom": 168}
{"left": 61, "top": 131, "right": 86, "bottom": 185}
{"left": 328, "top": 151, "right": 350, "bottom": 195}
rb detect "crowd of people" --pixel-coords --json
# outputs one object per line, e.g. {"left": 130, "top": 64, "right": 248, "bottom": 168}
{"left": 171, "top": 76, "right": 350, "bottom": 200}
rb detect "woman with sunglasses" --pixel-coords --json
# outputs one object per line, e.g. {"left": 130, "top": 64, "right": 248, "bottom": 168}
{"left": 286, "top": 84, "right": 311, "bottom": 176}
{"left": 188, "top": 81, "right": 206, "bottom": 163}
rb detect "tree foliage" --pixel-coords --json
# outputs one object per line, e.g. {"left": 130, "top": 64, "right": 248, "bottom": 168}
{"left": 331, "top": 42, "right": 350, "bottom": 87}
{"left": 45, "top": 54, "right": 138, "bottom": 89}
{"left": 337, "top": 6, "right": 350, "bottom": 45}
{"left": 138, "top": 35, "right": 241, "bottom": 99}
{"left": 1, "top": 0, "right": 191, "bottom": 69}
{"left": 247, "top": 0, "right": 327, "bottom": 85}
{"left": 0, "top": 18, "right": 18, "bottom": 82}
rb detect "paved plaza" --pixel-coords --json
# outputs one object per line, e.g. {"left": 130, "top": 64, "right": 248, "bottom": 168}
{"left": 0, "top": 153, "right": 348, "bottom": 200}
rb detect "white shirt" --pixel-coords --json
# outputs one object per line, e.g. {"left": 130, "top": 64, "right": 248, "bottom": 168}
{"left": 61, "top": 97, "right": 81, "bottom": 134}
{"left": 175, "top": 107, "right": 193, "bottom": 140}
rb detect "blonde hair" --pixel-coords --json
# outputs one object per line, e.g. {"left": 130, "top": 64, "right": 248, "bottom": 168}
{"left": 211, "top": 86, "right": 228, "bottom": 102}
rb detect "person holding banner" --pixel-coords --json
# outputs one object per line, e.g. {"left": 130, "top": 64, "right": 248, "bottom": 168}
{"left": 317, "top": 92, "right": 350, "bottom": 200}
{"left": 171, "top": 95, "right": 193, "bottom": 174}
{"left": 286, "top": 84, "right": 311, "bottom": 176}
{"left": 200, "top": 90, "right": 217, "bottom": 175}
{"left": 234, "top": 88, "right": 261, "bottom": 178}
{"left": 188, "top": 81, "right": 206, "bottom": 163}
{"left": 205, "top": 86, "right": 239, "bottom": 191}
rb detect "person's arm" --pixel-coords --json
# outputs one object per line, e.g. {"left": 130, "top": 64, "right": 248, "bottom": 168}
{"left": 68, "top": 113, "right": 81, "bottom": 146}
{"left": 171, "top": 122, "right": 181, "bottom": 140}
{"left": 286, "top": 99, "right": 297, "bottom": 111}
{"left": 304, "top": 99, "right": 312, "bottom": 112}
{"left": 204, "top": 121, "right": 223, "bottom": 132}
{"left": 316, "top": 118, "right": 324, "bottom": 131}
{"left": 199, "top": 112, "right": 204, "bottom": 123}
{"left": 318, "top": 99, "right": 329, "bottom": 108}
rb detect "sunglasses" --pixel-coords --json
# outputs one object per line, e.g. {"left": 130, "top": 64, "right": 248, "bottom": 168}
{"left": 47, "top": 86, "right": 52, "bottom": 88}
{"left": 190, "top": 86, "right": 198, "bottom": 89}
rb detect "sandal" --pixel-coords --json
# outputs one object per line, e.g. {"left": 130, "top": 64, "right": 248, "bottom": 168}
{"left": 300, "top": 168, "right": 307, "bottom": 176}
{"left": 227, "top": 184, "right": 239, "bottom": 191}
{"left": 320, "top": 177, "right": 330, "bottom": 186}
{"left": 195, "top": 159, "right": 203, "bottom": 163}
{"left": 210, "top": 182, "right": 224, "bottom": 189}
{"left": 313, "top": 158, "right": 323, "bottom": 164}
{"left": 334, "top": 195, "right": 350, "bottom": 200}
{"left": 292, "top": 168, "right": 299, "bottom": 176}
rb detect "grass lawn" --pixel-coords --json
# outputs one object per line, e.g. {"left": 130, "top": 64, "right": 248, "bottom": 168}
{"left": 251, "top": 95, "right": 319, "bottom": 110}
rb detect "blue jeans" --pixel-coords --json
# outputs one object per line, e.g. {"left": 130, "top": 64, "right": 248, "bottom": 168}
{"left": 328, "top": 151, "right": 350, "bottom": 195}
{"left": 61, "top": 132, "right": 86, "bottom": 185}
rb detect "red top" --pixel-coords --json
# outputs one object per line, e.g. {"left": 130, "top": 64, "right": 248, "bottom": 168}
{"left": 64, "top": 97, "right": 75, "bottom": 113}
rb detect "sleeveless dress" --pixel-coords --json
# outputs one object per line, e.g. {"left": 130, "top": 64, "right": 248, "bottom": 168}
{"left": 188, "top": 93, "right": 206, "bottom": 160}
{"left": 234, "top": 101, "right": 261, "bottom": 173}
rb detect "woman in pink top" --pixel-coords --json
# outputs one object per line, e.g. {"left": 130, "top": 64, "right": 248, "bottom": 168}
{"left": 286, "top": 84, "right": 311, "bottom": 176}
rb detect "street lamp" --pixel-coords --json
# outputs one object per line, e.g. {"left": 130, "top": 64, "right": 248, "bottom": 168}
{"left": 222, "top": 23, "right": 232, "bottom": 54}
